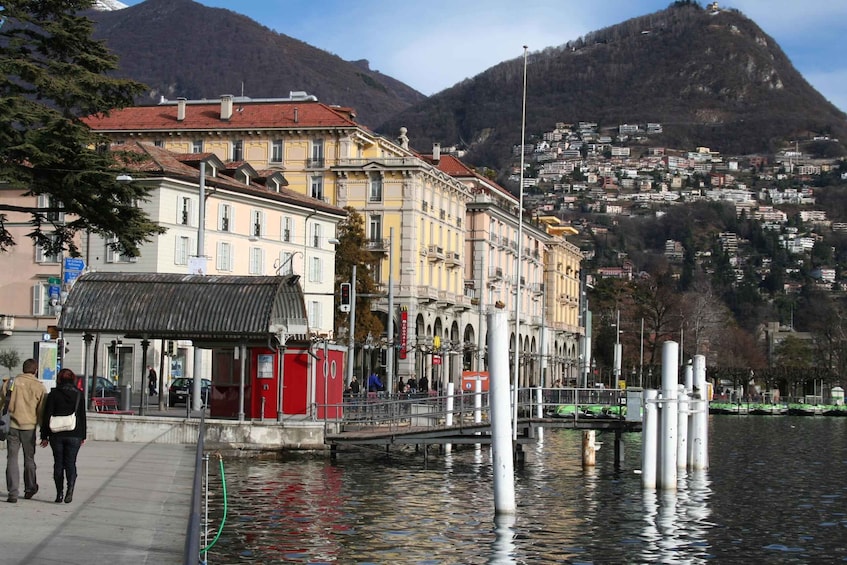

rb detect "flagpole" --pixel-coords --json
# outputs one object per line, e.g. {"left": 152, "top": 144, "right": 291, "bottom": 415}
{"left": 512, "top": 45, "right": 528, "bottom": 440}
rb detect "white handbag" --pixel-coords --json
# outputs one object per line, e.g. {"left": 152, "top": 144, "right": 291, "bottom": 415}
{"left": 49, "top": 390, "right": 80, "bottom": 433}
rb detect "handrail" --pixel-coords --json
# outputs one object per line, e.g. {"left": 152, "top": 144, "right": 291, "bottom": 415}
{"left": 183, "top": 410, "right": 206, "bottom": 565}
{"left": 323, "top": 387, "right": 626, "bottom": 429}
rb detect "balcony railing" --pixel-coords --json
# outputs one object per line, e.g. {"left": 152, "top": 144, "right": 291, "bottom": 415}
{"left": 307, "top": 157, "right": 325, "bottom": 168}
{"left": 427, "top": 245, "right": 445, "bottom": 261}
{"left": 365, "top": 238, "right": 389, "bottom": 253}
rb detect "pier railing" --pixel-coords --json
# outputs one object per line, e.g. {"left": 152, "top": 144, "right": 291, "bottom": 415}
{"left": 318, "top": 387, "right": 626, "bottom": 430}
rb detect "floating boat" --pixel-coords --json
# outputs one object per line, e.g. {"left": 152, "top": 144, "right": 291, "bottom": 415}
{"left": 747, "top": 403, "right": 788, "bottom": 416}
{"left": 709, "top": 402, "right": 740, "bottom": 415}
{"left": 787, "top": 403, "right": 821, "bottom": 416}
{"left": 549, "top": 404, "right": 625, "bottom": 419}
{"left": 822, "top": 405, "right": 847, "bottom": 417}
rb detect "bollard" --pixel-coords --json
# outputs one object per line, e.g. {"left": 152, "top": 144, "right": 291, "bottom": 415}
{"left": 691, "top": 355, "right": 709, "bottom": 470}
{"left": 535, "top": 386, "right": 544, "bottom": 442}
{"left": 488, "top": 311, "right": 516, "bottom": 516}
{"left": 582, "top": 430, "right": 599, "bottom": 467}
{"left": 642, "top": 389, "right": 659, "bottom": 489}
{"left": 677, "top": 382, "right": 689, "bottom": 470}
{"left": 658, "top": 341, "right": 679, "bottom": 491}
{"left": 445, "top": 382, "right": 454, "bottom": 454}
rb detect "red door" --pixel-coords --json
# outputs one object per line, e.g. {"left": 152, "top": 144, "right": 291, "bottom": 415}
{"left": 282, "top": 348, "right": 309, "bottom": 415}
{"left": 250, "top": 348, "right": 279, "bottom": 419}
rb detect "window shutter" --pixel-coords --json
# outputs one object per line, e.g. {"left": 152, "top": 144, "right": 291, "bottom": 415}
{"left": 32, "top": 284, "right": 42, "bottom": 315}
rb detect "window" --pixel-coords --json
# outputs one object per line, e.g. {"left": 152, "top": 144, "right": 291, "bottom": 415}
{"left": 369, "top": 172, "right": 383, "bottom": 201}
{"left": 310, "top": 139, "right": 324, "bottom": 167}
{"left": 309, "top": 256, "right": 322, "bottom": 282}
{"left": 179, "top": 196, "right": 193, "bottom": 226}
{"left": 369, "top": 215, "right": 382, "bottom": 241}
{"left": 279, "top": 251, "right": 294, "bottom": 275}
{"left": 218, "top": 204, "right": 232, "bottom": 232}
{"left": 310, "top": 175, "right": 323, "bottom": 200}
{"left": 106, "top": 236, "right": 136, "bottom": 263}
{"left": 312, "top": 223, "right": 322, "bottom": 248}
{"left": 31, "top": 282, "right": 52, "bottom": 316}
{"left": 216, "top": 242, "right": 233, "bottom": 272}
{"left": 175, "top": 236, "right": 191, "bottom": 265}
{"left": 38, "top": 194, "right": 64, "bottom": 224}
{"left": 251, "top": 209, "right": 264, "bottom": 238}
{"left": 231, "top": 140, "right": 243, "bottom": 161}
{"left": 192, "top": 140, "right": 204, "bottom": 153}
{"left": 35, "top": 233, "right": 61, "bottom": 264}
{"left": 281, "top": 216, "right": 293, "bottom": 242}
{"left": 249, "top": 247, "right": 264, "bottom": 275}
{"left": 154, "top": 140, "right": 164, "bottom": 148}
{"left": 308, "top": 301, "right": 321, "bottom": 328}
{"left": 271, "top": 140, "right": 283, "bottom": 163}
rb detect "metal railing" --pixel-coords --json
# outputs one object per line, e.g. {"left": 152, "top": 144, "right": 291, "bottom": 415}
{"left": 320, "top": 387, "right": 626, "bottom": 430}
{"left": 183, "top": 411, "right": 206, "bottom": 565}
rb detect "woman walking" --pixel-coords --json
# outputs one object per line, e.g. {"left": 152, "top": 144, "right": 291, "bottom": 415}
{"left": 40, "top": 368, "right": 86, "bottom": 503}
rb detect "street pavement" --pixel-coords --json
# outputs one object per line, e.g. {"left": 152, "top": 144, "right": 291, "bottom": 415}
{"left": 1, "top": 440, "right": 196, "bottom": 565}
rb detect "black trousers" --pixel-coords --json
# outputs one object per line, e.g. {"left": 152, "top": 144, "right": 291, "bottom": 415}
{"left": 49, "top": 436, "right": 82, "bottom": 489}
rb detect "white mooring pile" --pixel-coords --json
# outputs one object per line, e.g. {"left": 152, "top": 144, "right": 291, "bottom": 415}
{"left": 641, "top": 341, "right": 709, "bottom": 490}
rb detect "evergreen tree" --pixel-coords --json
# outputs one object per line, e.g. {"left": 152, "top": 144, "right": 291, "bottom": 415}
{"left": 0, "top": 1, "right": 163, "bottom": 257}
{"left": 333, "top": 207, "right": 384, "bottom": 342}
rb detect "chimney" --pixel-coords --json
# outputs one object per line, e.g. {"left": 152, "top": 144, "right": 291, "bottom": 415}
{"left": 220, "top": 94, "right": 233, "bottom": 120}
{"left": 433, "top": 142, "right": 441, "bottom": 163}
{"left": 177, "top": 97, "right": 186, "bottom": 121}
{"left": 293, "top": 107, "right": 299, "bottom": 123}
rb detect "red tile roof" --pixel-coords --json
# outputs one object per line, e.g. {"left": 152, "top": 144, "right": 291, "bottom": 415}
{"left": 422, "top": 153, "right": 515, "bottom": 201}
{"left": 115, "top": 143, "right": 343, "bottom": 215}
{"left": 85, "top": 101, "right": 362, "bottom": 131}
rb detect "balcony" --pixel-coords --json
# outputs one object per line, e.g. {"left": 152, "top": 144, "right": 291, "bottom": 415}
{"left": 334, "top": 156, "right": 421, "bottom": 167}
{"left": 365, "top": 238, "right": 389, "bottom": 254}
{"left": 0, "top": 315, "right": 14, "bottom": 335}
{"left": 489, "top": 267, "right": 504, "bottom": 281}
{"left": 427, "top": 245, "right": 445, "bottom": 262}
{"left": 532, "top": 283, "right": 545, "bottom": 295}
{"left": 445, "top": 251, "right": 461, "bottom": 268}
{"left": 307, "top": 157, "right": 325, "bottom": 168}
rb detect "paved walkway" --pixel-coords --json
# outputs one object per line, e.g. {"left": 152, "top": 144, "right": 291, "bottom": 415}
{"left": 1, "top": 440, "right": 196, "bottom": 565}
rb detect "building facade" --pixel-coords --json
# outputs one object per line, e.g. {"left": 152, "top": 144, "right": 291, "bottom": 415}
{"left": 82, "top": 94, "right": 584, "bottom": 393}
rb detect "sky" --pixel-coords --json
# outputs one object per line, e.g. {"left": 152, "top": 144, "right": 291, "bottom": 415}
{"left": 118, "top": 0, "right": 847, "bottom": 112}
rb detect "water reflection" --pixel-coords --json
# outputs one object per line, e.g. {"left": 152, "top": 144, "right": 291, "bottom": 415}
{"left": 489, "top": 515, "right": 516, "bottom": 565}
{"left": 205, "top": 418, "right": 847, "bottom": 563}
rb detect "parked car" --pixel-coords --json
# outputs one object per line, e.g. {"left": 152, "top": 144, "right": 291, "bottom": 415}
{"left": 87, "top": 376, "right": 119, "bottom": 397}
{"left": 168, "top": 378, "right": 211, "bottom": 407}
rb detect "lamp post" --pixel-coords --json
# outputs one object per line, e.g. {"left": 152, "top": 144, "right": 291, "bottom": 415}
{"left": 346, "top": 265, "right": 357, "bottom": 388}
{"left": 511, "top": 44, "right": 529, "bottom": 441}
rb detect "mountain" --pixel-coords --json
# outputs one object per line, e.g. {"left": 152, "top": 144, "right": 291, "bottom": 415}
{"left": 85, "top": 0, "right": 425, "bottom": 128}
{"left": 377, "top": 3, "right": 847, "bottom": 170}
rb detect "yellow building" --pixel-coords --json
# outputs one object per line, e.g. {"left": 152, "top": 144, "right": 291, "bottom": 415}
{"left": 85, "top": 94, "right": 584, "bottom": 391}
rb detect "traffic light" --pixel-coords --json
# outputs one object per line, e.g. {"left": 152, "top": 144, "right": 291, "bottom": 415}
{"left": 167, "top": 340, "right": 175, "bottom": 356}
{"left": 339, "top": 282, "right": 351, "bottom": 313}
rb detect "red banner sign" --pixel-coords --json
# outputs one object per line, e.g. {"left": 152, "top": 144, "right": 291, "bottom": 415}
{"left": 432, "top": 355, "right": 442, "bottom": 365}
{"left": 399, "top": 309, "right": 408, "bottom": 359}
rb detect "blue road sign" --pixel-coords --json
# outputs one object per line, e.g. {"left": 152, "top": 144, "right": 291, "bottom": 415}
{"left": 64, "top": 257, "right": 85, "bottom": 272}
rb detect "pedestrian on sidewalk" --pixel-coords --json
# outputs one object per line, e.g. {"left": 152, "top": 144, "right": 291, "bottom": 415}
{"left": 1, "top": 358, "right": 46, "bottom": 503}
{"left": 40, "top": 368, "right": 87, "bottom": 503}
{"left": 147, "top": 365, "right": 157, "bottom": 396}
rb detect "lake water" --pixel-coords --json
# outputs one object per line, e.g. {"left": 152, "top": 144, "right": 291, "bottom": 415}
{"left": 203, "top": 416, "right": 847, "bottom": 563}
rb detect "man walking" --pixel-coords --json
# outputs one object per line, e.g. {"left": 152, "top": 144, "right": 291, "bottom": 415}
{"left": 1, "top": 359, "right": 46, "bottom": 503}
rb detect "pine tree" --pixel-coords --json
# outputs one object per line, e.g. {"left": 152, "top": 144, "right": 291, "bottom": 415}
{"left": 0, "top": 0, "right": 164, "bottom": 257}
{"left": 333, "top": 207, "right": 384, "bottom": 342}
